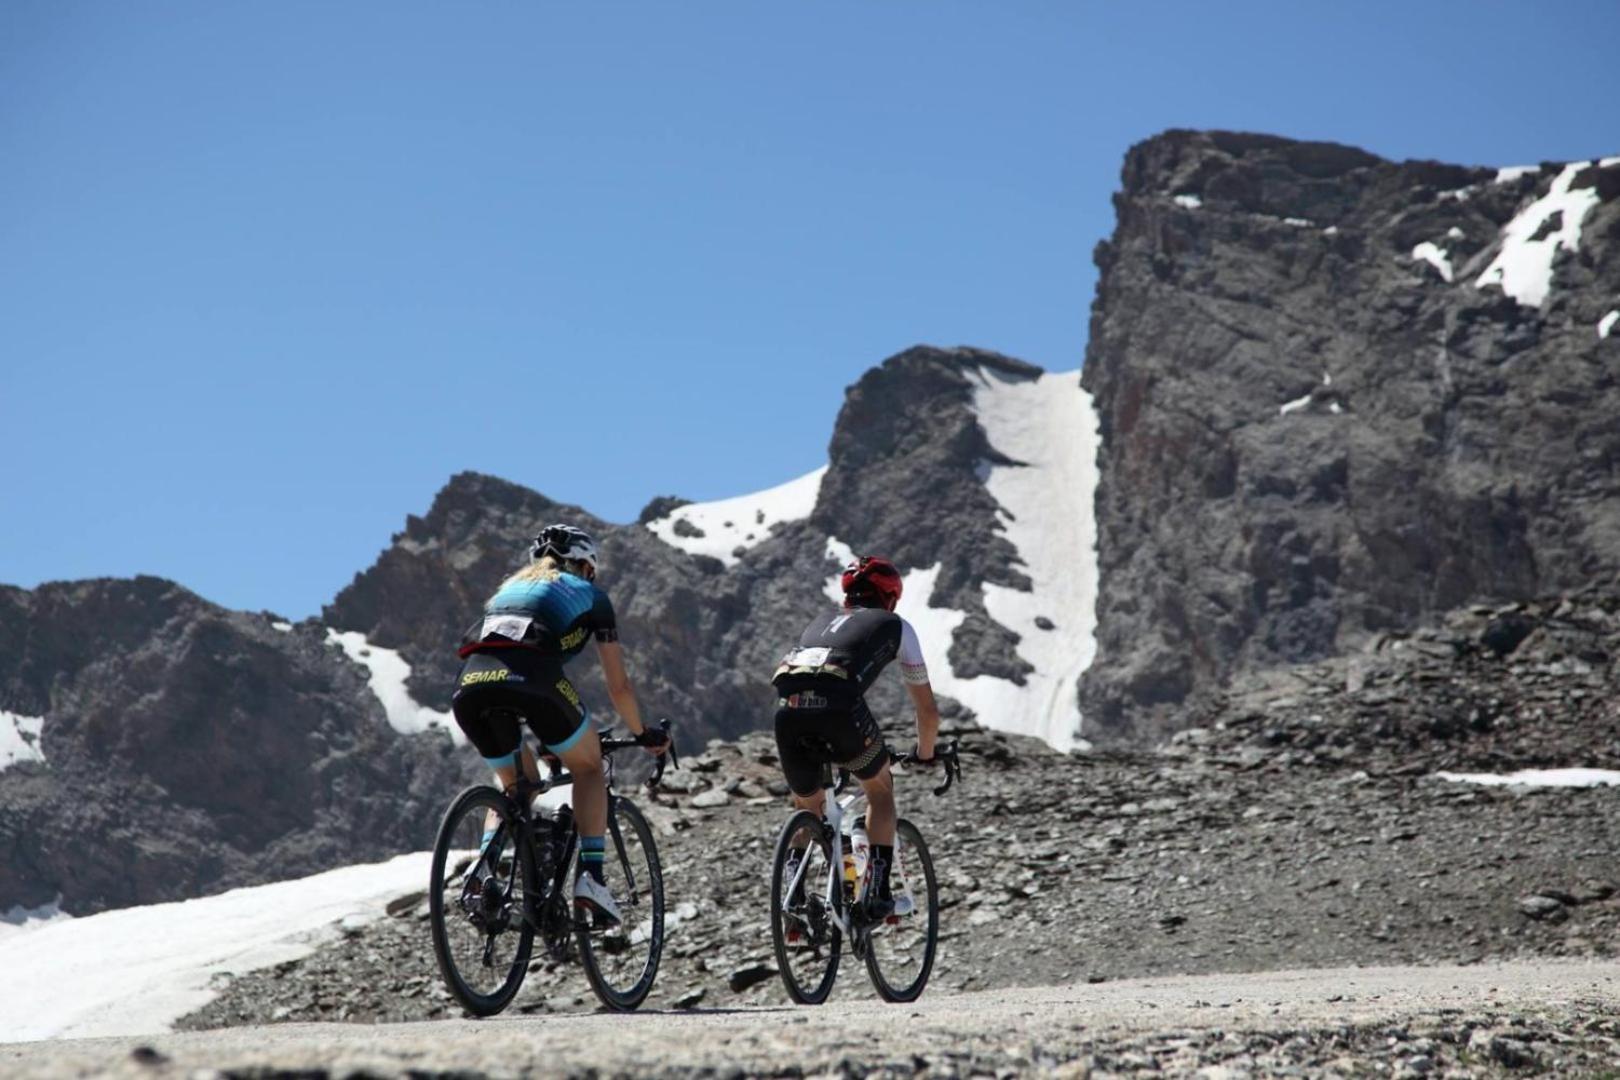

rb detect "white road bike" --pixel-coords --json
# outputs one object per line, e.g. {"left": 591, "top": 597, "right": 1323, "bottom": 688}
{"left": 767, "top": 742, "right": 961, "bottom": 1003}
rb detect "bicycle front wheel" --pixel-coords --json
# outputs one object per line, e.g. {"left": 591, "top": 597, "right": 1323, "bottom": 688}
{"left": 428, "top": 785, "right": 537, "bottom": 1016}
{"left": 863, "top": 817, "right": 938, "bottom": 1002}
{"left": 577, "top": 795, "right": 665, "bottom": 1011}
{"left": 770, "top": 810, "right": 841, "bottom": 1004}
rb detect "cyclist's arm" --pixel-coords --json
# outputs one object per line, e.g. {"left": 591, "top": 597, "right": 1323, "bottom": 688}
{"left": 897, "top": 617, "right": 938, "bottom": 758}
{"left": 595, "top": 640, "right": 647, "bottom": 737}
{"left": 905, "top": 681, "right": 940, "bottom": 760}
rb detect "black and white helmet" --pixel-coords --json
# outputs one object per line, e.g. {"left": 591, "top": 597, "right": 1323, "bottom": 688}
{"left": 530, "top": 523, "right": 600, "bottom": 577}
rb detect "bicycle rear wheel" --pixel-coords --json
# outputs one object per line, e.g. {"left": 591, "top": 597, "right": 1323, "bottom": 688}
{"left": 769, "top": 810, "right": 841, "bottom": 1004}
{"left": 428, "top": 785, "right": 536, "bottom": 1016}
{"left": 863, "top": 817, "right": 938, "bottom": 1002}
{"left": 576, "top": 795, "right": 664, "bottom": 1011}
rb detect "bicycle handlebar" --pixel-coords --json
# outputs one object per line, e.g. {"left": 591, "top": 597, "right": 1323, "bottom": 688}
{"left": 892, "top": 740, "right": 962, "bottom": 796}
{"left": 567, "top": 719, "right": 679, "bottom": 791}
{"left": 831, "top": 741, "right": 962, "bottom": 797}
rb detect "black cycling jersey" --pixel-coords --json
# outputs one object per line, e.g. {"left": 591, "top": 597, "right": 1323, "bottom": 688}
{"left": 771, "top": 606, "right": 928, "bottom": 700}
{"left": 770, "top": 604, "right": 931, "bottom": 796}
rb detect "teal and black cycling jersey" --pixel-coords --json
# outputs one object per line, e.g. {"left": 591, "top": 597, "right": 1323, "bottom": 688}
{"left": 459, "top": 571, "right": 618, "bottom": 661}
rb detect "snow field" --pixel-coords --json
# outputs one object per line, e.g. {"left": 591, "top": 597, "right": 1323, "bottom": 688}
{"left": 970, "top": 368, "right": 1100, "bottom": 751}
{"left": 0, "top": 710, "right": 45, "bottom": 771}
{"left": 1436, "top": 768, "right": 1620, "bottom": 789}
{"left": 0, "top": 853, "right": 432, "bottom": 1042}
{"left": 645, "top": 466, "right": 827, "bottom": 566}
{"left": 325, "top": 630, "right": 461, "bottom": 742}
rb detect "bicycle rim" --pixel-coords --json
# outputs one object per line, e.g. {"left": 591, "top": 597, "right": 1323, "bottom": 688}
{"left": 770, "top": 810, "right": 841, "bottom": 1004}
{"left": 863, "top": 818, "right": 938, "bottom": 1002}
{"left": 576, "top": 796, "right": 664, "bottom": 1011}
{"left": 428, "top": 785, "right": 536, "bottom": 1016}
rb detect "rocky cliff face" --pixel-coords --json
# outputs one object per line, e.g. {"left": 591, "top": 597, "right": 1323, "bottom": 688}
{"left": 1080, "top": 130, "right": 1620, "bottom": 741}
{"left": 0, "top": 578, "right": 474, "bottom": 914}
{"left": 323, "top": 347, "right": 1052, "bottom": 746}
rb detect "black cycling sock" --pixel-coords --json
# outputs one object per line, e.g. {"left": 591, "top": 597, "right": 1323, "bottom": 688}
{"left": 869, "top": 844, "right": 894, "bottom": 898}
{"left": 579, "top": 835, "right": 606, "bottom": 884}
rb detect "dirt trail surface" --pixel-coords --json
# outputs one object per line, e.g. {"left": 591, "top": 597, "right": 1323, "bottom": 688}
{"left": 6, "top": 961, "right": 1619, "bottom": 1078}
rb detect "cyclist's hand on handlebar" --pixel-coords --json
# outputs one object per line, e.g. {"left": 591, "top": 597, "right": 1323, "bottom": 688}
{"left": 904, "top": 740, "right": 962, "bottom": 795}
{"left": 907, "top": 742, "right": 941, "bottom": 766}
{"left": 636, "top": 726, "right": 672, "bottom": 757}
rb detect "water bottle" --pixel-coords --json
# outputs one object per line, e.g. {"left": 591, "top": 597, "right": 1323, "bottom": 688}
{"left": 841, "top": 843, "right": 857, "bottom": 904}
{"left": 536, "top": 805, "right": 573, "bottom": 882}
{"left": 851, "top": 816, "right": 870, "bottom": 888}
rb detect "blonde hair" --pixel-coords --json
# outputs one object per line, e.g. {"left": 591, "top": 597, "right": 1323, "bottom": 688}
{"left": 490, "top": 553, "right": 598, "bottom": 604}
{"left": 504, "top": 555, "right": 564, "bottom": 587}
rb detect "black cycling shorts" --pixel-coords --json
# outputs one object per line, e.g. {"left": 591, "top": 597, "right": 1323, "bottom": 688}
{"left": 452, "top": 651, "right": 590, "bottom": 765}
{"left": 773, "top": 694, "right": 889, "bottom": 797}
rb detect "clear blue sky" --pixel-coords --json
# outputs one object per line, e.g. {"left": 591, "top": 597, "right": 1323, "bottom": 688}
{"left": 4, "top": 2, "right": 1616, "bottom": 618}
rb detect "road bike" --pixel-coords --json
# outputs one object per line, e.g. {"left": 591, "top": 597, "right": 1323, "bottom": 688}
{"left": 767, "top": 742, "right": 961, "bottom": 1004}
{"left": 428, "top": 718, "right": 676, "bottom": 1015}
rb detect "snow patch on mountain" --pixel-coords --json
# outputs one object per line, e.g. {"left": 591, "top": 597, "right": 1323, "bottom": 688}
{"left": 1600, "top": 310, "right": 1618, "bottom": 340}
{"left": 0, "top": 710, "right": 46, "bottom": 771}
{"left": 969, "top": 367, "right": 1099, "bottom": 751}
{"left": 1411, "top": 241, "right": 1454, "bottom": 283}
{"left": 818, "top": 368, "right": 1099, "bottom": 753}
{"left": 1476, "top": 161, "right": 1602, "bottom": 307}
{"left": 646, "top": 466, "right": 827, "bottom": 566}
{"left": 325, "top": 630, "right": 460, "bottom": 742}
{"left": 0, "top": 853, "right": 429, "bottom": 1041}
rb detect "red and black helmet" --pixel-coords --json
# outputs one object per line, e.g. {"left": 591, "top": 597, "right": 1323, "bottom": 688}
{"left": 840, "top": 555, "right": 903, "bottom": 611}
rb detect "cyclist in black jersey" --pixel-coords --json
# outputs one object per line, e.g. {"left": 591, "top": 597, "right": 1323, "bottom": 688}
{"left": 451, "top": 523, "right": 668, "bottom": 925}
{"left": 770, "top": 555, "right": 942, "bottom": 918}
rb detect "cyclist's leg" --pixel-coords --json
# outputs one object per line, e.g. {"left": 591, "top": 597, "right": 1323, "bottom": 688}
{"left": 833, "top": 698, "right": 894, "bottom": 844}
{"left": 452, "top": 675, "right": 526, "bottom": 851}
{"left": 526, "top": 668, "right": 619, "bottom": 922}
{"left": 774, "top": 704, "right": 829, "bottom": 817}
{"left": 453, "top": 663, "right": 527, "bottom": 787}
{"left": 839, "top": 700, "right": 897, "bottom": 908}
{"left": 856, "top": 763, "right": 896, "bottom": 846}
{"left": 526, "top": 669, "right": 601, "bottom": 845}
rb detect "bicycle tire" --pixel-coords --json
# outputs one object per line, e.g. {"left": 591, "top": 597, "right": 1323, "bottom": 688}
{"left": 428, "top": 785, "right": 537, "bottom": 1016}
{"left": 863, "top": 817, "right": 939, "bottom": 1002}
{"left": 576, "top": 795, "right": 665, "bottom": 1011}
{"left": 769, "top": 809, "right": 842, "bottom": 1004}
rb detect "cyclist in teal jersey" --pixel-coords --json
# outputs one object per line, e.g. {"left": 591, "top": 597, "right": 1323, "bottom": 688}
{"left": 452, "top": 524, "right": 668, "bottom": 925}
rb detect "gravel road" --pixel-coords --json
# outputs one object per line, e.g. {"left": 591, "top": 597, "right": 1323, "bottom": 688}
{"left": 6, "top": 960, "right": 1618, "bottom": 1078}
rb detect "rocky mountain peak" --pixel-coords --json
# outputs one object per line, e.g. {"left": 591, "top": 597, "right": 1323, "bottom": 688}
{"left": 1081, "top": 130, "right": 1620, "bottom": 741}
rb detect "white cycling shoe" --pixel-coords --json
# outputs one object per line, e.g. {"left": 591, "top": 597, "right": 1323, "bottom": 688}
{"left": 573, "top": 874, "right": 622, "bottom": 927}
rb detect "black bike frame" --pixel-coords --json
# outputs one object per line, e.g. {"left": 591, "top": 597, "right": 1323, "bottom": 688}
{"left": 491, "top": 722, "right": 674, "bottom": 932}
